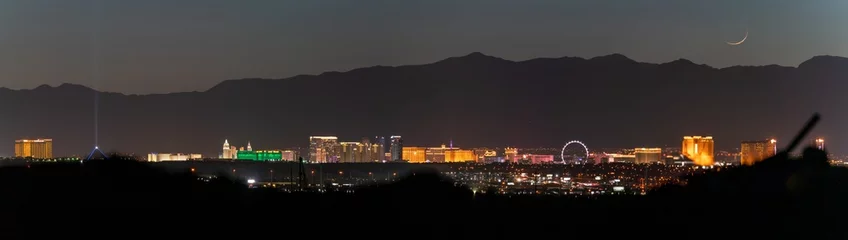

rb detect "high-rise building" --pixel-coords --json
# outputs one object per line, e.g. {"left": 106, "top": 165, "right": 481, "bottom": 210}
{"left": 390, "top": 136, "right": 403, "bottom": 161}
{"left": 355, "top": 137, "right": 383, "bottom": 163}
{"left": 339, "top": 142, "right": 363, "bottom": 163}
{"left": 309, "top": 136, "right": 339, "bottom": 163}
{"left": 15, "top": 139, "right": 53, "bottom": 159}
{"left": 634, "top": 148, "right": 662, "bottom": 164}
{"left": 740, "top": 139, "right": 777, "bottom": 166}
{"left": 246, "top": 142, "right": 252, "bottom": 151}
{"left": 221, "top": 140, "right": 236, "bottom": 159}
{"left": 682, "top": 136, "right": 714, "bottom": 166}
{"left": 365, "top": 137, "right": 384, "bottom": 162}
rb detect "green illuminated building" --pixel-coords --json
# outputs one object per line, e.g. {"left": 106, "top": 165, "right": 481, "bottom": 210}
{"left": 236, "top": 150, "right": 282, "bottom": 161}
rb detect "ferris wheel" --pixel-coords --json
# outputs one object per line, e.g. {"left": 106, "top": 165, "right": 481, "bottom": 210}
{"left": 561, "top": 140, "right": 589, "bottom": 164}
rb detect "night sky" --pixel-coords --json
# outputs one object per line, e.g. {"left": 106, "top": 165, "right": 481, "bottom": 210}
{"left": 0, "top": 0, "right": 845, "bottom": 94}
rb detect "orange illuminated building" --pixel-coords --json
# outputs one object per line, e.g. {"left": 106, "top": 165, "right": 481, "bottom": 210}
{"left": 740, "top": 139, "right": 776, "bottom": 166}
{"left": 682, "top": 136, "right": 714, "bottom": 166}
{"left": 402, "top": 147, "right": 427, "bottom": 163}
{"left": 404, "top": 146, "right": 477, "bottom": 163}
{"left": 15, "top": 139, "right": 53, "bottom": 159}
{"left": 445, "top": 149, "right": 476, "bottom": 162}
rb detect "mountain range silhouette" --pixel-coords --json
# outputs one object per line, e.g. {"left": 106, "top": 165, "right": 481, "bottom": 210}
{"left": 0, "top": 52, "right": 845, "bottom": 157}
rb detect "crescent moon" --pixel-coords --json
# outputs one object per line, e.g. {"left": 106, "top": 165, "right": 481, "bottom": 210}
{"left": 726, "top": 30, "right": 748, "bottom": 46}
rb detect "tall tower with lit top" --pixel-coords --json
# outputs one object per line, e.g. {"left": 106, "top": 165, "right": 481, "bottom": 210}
{"left": 222, "top": 140, "right": 233, "bottom": 159}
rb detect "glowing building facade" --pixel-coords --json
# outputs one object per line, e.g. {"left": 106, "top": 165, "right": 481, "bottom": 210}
{"left": 473, "top": 148, "right": 497, "bottom": 162}
{"left": 221, "top": 140, "right": 236, "bottom": 159}
{"left": 147, "top": 153, "right": 201, "bottom": 162}
{"left": 682, "top": 136, "right": 714, "bottom": 166}
{"left": 337, "top": 139, "right": 385, "bottom": 163}
{"left": 340, "top": 142, "right": 363, "bottom": 163}
{"left": 309, "top": 136, "right": 339, "bottom": 163}
{"left": 445, "top": 149, "right": 476, "bottom": 162}
{"left": 401, "top": 144, "right": 478, "bottom": 163}
{"left": 237, "top": 150, "right": 282, "bottom": 161}
{"left": 360, "top": 137, "right": 384, "bottom": 162}
{"left": 740, "top": 139, "right": 777, "bottom": 166}
{"left": 367, "top": 141, "right": 384, "bottom": 162}
{"left": 425, "top": 144, "right": 455, "bottom": 163}
{"left": 15, "top": 139, "right": 53, "bottom": 159}
{"left": 402, "top": 147, "right": 427, "bottom": 163}
{"left": 280, "top": 150, "right": 297, "bottom": 161}
{"left": 634, "top": 148, "right": 662, "bottom": 164}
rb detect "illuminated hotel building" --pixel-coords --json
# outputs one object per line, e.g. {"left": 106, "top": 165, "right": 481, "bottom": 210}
{"left": 504, "top": 147, "right": 519, "bottom": 163}
{"left": 634, "top": 148, "right": 662, "bottom": 164}
{"left": 473, "top": 148, "right": 497, "bottom": 162}
{"left": 390, "top": 136, "right": 403, "bottom": 161}
{"left": 445, "top": 149, "right": 476, "bottom": 162}
{"left": 280, "top": 150, "right": 297, "bottom": 161}
{"left": 402, "top": 147, "right": 427, "bottom": 163}
{"left": 339, "top": 142, "right": 363, "bottom": 163}
{"left": 147, "top": 153, "right": 201, "bottom": 162}
{"left": 221, "top": 140, "right": 236, "bottom": 159}
{"left": 309, "top": 136, "right": 339, "bottom": 163}
{"left": 15, "top": 139, "right": 53, "bottom": 159}
{"left": 401, "top": 144, "right": 477, "bottom": 163}
{"left": 366, "top": 138, "right": 385, "bottom": 162}
{"left": 357, "top": 137, "right": 385, "bottom": 162}
{"left": 682, "top": 136, "right": 714, "bottom": 166}
{"left": 740, "top": 139, "right": 777, "bottom": 166}
{"left": 425, "top": 144, "right": 455, "bottom": 163}
{"left": 237, "top": 150, "right": 282, "bottom": 161}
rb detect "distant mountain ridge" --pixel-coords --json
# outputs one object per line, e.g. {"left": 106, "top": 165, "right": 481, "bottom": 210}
{"left": 1, "top": 52, "right": 846, "bottom": 157}
{"left": 21, "top": 52, "right": 846, "bottom": 95}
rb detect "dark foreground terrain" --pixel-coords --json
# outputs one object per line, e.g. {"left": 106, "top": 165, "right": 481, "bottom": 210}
{"left": 0, "top": 147, "right": 846, "bottom": 239}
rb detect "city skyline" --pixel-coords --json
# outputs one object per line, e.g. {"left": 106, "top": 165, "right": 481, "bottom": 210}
{"left": 0, "top": 51, "right": 841, "bottom": 157}
{"left": 9, "top": 134, "right": 833, "bottom": 165}
{"left": 0, "top": 117, "right": 833, "bottom": 159}
{"left": 2, "top": 1, "right": 846, "bottom": 235}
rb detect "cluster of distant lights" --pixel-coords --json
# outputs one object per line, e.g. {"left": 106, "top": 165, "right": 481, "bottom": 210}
{"left": 228, "top": 138, "right": 832, "bottom": 189}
